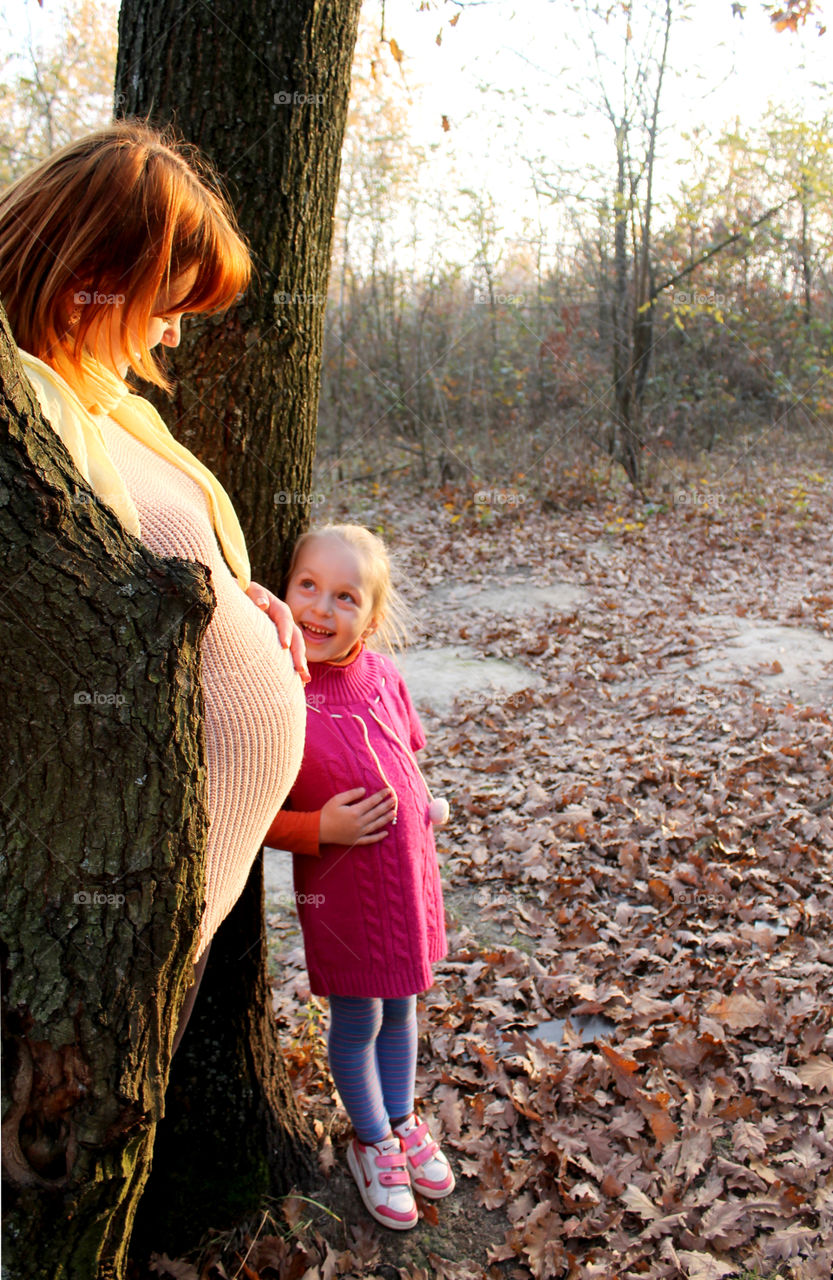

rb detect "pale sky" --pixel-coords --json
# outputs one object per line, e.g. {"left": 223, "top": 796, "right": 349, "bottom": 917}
{"left": 378, "top": 0, "right": 829, "bottom": 121}
{"left": 364, "top": 2, "right": 830, "bottom": 209}
{"left": 5, "top": 0, "right": 830, "bottom": 270}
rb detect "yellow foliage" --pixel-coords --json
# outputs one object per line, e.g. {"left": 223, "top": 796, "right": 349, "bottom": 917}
{"left": 0, "top": 0, "right": 117, "bottom": 185}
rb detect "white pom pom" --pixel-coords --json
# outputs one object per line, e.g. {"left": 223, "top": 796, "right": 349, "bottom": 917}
{"left": 428, "top": 797, "right": 449, "bottom": 826}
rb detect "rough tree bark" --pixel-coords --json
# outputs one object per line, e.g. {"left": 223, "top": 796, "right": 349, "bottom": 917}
{"left": 0, "top": 306, "right": 214, "bottom": 1279}
{"left": 114, "top": 0, "right": 363, "bottom": 1254}
{"left": 129, "top": 856, "right": 309, "bottom": 1259}
{"left": 115, "top": 0, "right": 362, "bottom": 578}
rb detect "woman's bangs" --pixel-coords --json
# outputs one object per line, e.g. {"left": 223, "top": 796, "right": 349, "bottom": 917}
{"left": 172, "top": 204, "right": 251, "bottom": 316}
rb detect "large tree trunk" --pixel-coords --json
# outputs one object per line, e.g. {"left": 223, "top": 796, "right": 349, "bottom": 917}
{"left": 115, "top": 0, "right": 362, "bottom": 582}
{"left": 129, "top": 858, "right": 310, "bottom": 1260}
{"left": 0, "top": 308, "right": 214, "bottom": 1278}
{"left": 114, "top": 0, "right": 362, "bottom": 1251}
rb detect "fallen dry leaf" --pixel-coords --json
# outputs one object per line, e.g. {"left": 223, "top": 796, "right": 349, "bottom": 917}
{"left": 677, "top": 1251, "right": 737, "bottom": 1279}
{"left": 795, "top": 1054, "right": 833, "bottom": 1092}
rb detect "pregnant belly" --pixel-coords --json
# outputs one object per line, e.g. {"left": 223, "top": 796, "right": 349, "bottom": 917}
{"left": 197, "top": 586, "right": 307, "bottom": 945}
{"left": 201, "top": 590, "right": 306, "bottom": 813}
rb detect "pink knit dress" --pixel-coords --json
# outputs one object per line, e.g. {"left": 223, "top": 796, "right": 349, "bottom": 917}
{"left": 289, "top": 648, "right": 447, "bottom": 999}
{"left": 96, "top": 415, "right": 306, "bottom": 955}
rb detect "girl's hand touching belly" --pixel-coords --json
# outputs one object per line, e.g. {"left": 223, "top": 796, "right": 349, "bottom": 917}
{"left": 246, "top": 579, "right": 310, "bottom": 683}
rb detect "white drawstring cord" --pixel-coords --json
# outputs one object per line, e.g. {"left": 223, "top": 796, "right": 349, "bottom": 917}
{"left": 306, "top": 679, "right": 449, "bottom": 827}
{"left": 364, "top": 706, "right": 449, "bottom": 826}
{"left": 348, "top": 711, "right": 399, "bottom": 822}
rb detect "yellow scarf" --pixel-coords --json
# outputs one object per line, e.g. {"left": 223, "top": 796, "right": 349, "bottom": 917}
{"left": 19, "top": 349, "right": 251, "bottom": 590}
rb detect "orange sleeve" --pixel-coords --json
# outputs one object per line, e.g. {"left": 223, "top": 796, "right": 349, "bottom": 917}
{"left": 264, "top": 809, "right": 321, "bottom": 857}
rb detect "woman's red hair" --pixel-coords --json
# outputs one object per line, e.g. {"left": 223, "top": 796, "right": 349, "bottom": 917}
{"left": 0, "top": 119, "right": 251, "bottom": 389}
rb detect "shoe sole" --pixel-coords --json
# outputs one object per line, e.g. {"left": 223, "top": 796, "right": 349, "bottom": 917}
{"left": 346, "top": 1141, "right": 419, "bottom": 1231}
{"left": 412, "top": 1168, "right": 456, "bottom": 1200}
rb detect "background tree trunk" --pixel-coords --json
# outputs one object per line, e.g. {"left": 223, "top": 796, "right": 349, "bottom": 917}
{"left": 115, "top": 0, "right": 362, "bottom": 581}
{"left": 0, "top": 307, "right": 214, "bottom": 1280}
{"left": 115, "top": 0, "right": 362, "bottom": 1253}
{"left": 129, "top": 858, "right": 308, "bottom": 1260}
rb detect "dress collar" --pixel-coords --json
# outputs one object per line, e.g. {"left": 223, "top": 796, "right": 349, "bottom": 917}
{"left": 307, "top": 645, "right": 386, "bottom": 704}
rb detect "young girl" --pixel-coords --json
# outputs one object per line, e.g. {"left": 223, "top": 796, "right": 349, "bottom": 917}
{"left": 265, "top": 524, "right": 455, "bottom": 1231}
{"left": 0, "top": 122, "right": 308, "bottom": 1044}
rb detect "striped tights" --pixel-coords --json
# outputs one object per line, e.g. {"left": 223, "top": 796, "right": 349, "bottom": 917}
{"left": 327, "top": 994, "right": 418, "bottom": 1145}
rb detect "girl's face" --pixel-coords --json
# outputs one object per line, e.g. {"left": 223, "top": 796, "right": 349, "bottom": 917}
{"left": 285, "top": 535, "right": 377, "bottom": 663}
{"left": 85, "top": 267, "right": 198, "bottom": 375}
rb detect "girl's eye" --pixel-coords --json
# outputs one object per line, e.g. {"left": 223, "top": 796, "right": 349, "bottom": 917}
{"left": 338, "top": 592, "right": 357, "bottom": 604}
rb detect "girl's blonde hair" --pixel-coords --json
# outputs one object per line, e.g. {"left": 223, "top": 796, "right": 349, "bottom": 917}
{"left": 0, "top": 119, "right": 251, "bottom": 390}
{"left": 288, "top": 524, "right": 411, "bottom": 653}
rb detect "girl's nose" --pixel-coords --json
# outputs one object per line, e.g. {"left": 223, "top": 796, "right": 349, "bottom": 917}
{"left": 162, "top": 315, "right": 183, "bottom": 348}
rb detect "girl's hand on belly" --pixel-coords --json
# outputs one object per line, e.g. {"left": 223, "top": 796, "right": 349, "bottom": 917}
{"left": 247, "top": 580, "right": 310, "bottom": 683}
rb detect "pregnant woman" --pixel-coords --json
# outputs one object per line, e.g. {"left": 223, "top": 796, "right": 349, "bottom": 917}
{"left": 0, "top": 121, "right": 308, "bottom": 1041}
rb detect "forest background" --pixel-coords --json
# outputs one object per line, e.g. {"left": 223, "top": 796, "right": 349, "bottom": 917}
{"left": 2, "top": 0, "right": 832, "bottom": 497}
{"left": 2, "top": 2, "right": 833, "bottom": 1278}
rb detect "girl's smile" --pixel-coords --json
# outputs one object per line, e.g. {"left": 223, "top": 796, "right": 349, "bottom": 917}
{"left": 286, "top": 535, "right": 377, "bottom": 663}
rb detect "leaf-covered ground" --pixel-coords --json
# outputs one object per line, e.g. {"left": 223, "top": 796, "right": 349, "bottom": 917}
{"left": 153, "top": 461, "right": 833, "bottom": 1280}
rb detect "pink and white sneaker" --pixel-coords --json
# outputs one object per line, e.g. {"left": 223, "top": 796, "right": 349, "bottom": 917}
{"left": 346, "top": 1135, "right": 419, "bottom": 1230}
{"left": 392, "top": 1113, "right": 456, "bottom": 1199}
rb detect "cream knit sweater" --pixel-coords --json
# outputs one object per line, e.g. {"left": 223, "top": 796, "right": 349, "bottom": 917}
{"left": 93, "top": 415, "right": 306, "bottom": 954}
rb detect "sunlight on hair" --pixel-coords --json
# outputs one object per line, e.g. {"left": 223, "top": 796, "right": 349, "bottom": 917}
{"left": 0, "top": 119, "right": 251, "bottom": 392}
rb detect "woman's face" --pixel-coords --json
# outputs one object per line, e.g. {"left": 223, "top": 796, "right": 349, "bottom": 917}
{"left": 85, "top": 266, "right": 198, "bottom": 375}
